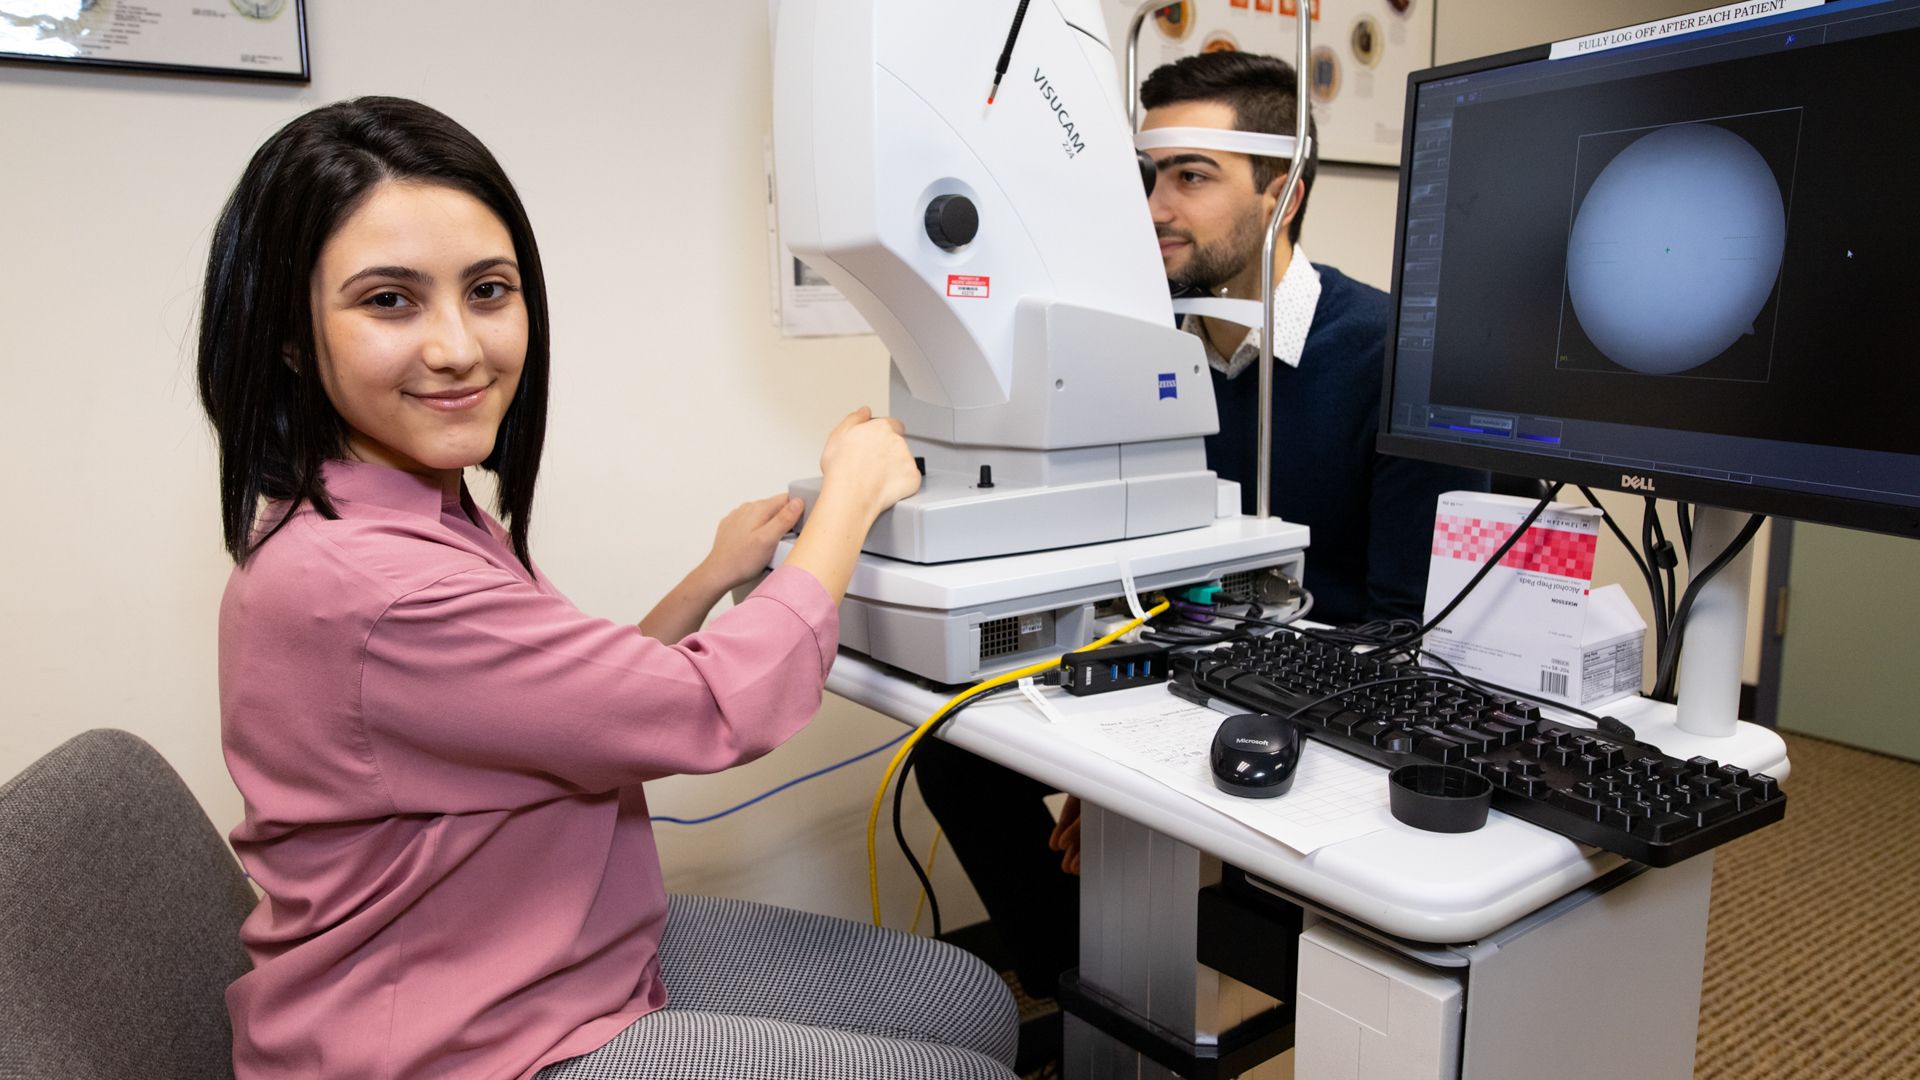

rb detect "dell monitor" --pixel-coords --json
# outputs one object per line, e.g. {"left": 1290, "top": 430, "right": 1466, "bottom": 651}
{"left": 1380, "top": 0, "right": 1920, "bottom": 541}
{"left": 1378, "top": 0, "right": 1920, "bottom": 735}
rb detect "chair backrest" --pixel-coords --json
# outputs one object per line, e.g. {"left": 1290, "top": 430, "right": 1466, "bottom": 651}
{"left": 0, "top": 729, "right": 255, "bottom": 1080}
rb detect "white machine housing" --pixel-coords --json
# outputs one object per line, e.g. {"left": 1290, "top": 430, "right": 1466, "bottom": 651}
{"left": 773, "top": 0, "right": 1221, "bottom": 564}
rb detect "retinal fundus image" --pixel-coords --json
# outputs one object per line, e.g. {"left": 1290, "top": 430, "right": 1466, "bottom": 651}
{"left": 1559, "top": 115, "right": 1799, "bottom": 381}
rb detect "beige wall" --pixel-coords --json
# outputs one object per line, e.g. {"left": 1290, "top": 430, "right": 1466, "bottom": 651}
{"left": 1436, "top": 0, "right": 1697, "bottom": 62}
{"left": 0, "top": 0, "right": 1765, "bottom": 931}
{"left": 0, "top": 1, "right": 952, "bottom": 925}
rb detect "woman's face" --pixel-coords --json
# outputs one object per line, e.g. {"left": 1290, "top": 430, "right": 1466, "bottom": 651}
{"left": 308, "top": 180, "right": 527, "bottom": 484}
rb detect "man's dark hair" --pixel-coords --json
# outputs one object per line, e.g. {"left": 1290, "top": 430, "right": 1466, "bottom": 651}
{"left": 196, "top": 96, "right": 550, "bottom": 570}
{"left": 1140, "top": 51, "right": 1319, "bottom": 243}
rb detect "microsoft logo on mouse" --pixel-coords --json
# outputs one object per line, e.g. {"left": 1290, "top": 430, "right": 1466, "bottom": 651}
{"left": 1234, "top": 737, "right": 1273, "bottom": 750}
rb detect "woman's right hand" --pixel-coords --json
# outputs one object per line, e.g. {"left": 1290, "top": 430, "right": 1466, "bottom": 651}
{"left": 817, "top": 406, "right": 922, "bottom": 519}
{"left": 782, "top": 407, "right": 921, "bottom": 604}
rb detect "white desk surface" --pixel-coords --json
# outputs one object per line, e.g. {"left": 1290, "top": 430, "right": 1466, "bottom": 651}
{"left": 829, "top": 652, "right": 1791, "bottom": 944}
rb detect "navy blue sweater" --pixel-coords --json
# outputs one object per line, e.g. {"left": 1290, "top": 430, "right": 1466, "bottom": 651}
{"left": 1203, "top": 265, "right": 1488, "bottom": 626}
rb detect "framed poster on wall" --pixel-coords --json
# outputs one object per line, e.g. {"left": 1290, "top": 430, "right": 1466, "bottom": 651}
{"left": 1101, "top": 0, "right": 1434, "bottom": 166}
{"left": 0, "top": 0, "right": 307, "bottom": 82}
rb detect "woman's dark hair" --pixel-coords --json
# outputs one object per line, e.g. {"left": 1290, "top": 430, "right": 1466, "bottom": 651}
{"left": 197, "top": 96, "right": 549, "bottom": 569}
{"left": 1140, "top": 52, "right": 1320, "bottom": 244}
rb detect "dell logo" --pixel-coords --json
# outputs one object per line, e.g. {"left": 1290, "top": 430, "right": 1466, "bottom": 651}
{"left": 1621, "top": 474, "right": 1657, "bottom": 493}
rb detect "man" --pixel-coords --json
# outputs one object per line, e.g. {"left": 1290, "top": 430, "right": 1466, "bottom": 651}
{"left": 1142, "top": 50, "right": 1488, "bottom": 625}
{"left": 913, "top": 52, "right": 1486, "bottom": 1060}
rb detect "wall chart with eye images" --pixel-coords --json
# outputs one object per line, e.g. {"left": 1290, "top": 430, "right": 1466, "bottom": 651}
{"left": 0, "top": 0, "right": 307, "bottom": 82}
{"left": 1102, "top": 0, "right": 1435, "bottom": 166}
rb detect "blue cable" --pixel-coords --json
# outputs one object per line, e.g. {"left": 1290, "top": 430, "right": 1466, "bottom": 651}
{"left": 652, "top": 729, "right": 910, "bottom": 826}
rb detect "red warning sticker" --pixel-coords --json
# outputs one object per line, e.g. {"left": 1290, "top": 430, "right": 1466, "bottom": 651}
{"left": 946, "top": 274, "right": 991, "bottom": 299}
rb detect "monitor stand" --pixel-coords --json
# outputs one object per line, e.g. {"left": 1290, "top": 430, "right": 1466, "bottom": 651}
{"left": 1673, "top": 506, "right": 1759, "bottom": 738}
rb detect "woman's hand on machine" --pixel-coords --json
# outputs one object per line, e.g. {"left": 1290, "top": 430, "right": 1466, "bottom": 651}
{"left": 817, "top": 406, "right": 921, "bottom": 520}
{"left": 699, "top": 494, "right": 806, "bottom": 592}
{"left": 782, "top": 407, "right": 921, "bottom": 604}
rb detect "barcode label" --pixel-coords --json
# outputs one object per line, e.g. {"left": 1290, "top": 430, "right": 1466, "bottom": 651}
{"left": 1540, "top": 670, "right": 1569, "bottom": 696}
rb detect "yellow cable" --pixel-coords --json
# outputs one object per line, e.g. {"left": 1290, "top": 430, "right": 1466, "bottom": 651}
{"left": 908, "top": 828, "right": 942, "bottom": 936}
{"left": 867, "top": 600, "right": 1169, "bottom": 926}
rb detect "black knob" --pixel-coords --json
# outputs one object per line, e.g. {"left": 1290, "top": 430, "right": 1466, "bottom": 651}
{"left": 914, "top": 456, "right": 926, "bottom": 475}
{"left": 977, "top": 464, "right": 995, "bottom": 489}
{"left": 925, "top": 194, "right": 979, "bottom": 251}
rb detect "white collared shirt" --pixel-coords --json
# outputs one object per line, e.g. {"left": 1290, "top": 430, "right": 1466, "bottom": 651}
{"left": 1182, "top": 245, "right": 1322, "bottom": 378}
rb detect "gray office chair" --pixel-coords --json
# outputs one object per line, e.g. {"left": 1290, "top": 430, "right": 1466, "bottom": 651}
{"left": 1, "top": 732, "right": 1018, "bottom": 1080}
{"left": 0, "top": 729, "right": 254, "bottom": 1080}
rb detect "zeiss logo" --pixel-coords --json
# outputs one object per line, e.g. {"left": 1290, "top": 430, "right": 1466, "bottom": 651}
{"left": 1158, "top": 372, "right": 1178, "bottom": 400}
{"left": 1621, "top": 473, "right": 1657, "bottom": 493}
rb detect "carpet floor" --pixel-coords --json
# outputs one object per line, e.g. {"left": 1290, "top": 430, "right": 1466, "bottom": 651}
{"left": 1694, "top": 731, "right": 1920, "bottom": 1078}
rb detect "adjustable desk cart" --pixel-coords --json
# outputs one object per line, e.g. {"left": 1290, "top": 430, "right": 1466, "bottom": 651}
{"left": 831, "top": 655, "right": 1788, "bottom": 1080}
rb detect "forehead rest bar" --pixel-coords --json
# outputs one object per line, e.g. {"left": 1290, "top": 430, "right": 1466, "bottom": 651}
{"left": 1133, "top": 127, "right": 1301, "bottom": 159}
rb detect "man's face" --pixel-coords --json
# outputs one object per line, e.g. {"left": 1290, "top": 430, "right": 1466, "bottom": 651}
{"left": 1142, "top": 100, "right": 1272, "bottom": 293}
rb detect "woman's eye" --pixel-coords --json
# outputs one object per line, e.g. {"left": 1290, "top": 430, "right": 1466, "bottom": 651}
{"left": 367, "top": 291, "right": 411, "bottom": 310}
{"left": 472, "top": 281, "right": 517, "bottom": 302}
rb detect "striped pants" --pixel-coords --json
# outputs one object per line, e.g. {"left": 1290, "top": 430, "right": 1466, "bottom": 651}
{"left": 536, "top": 894, "right": 1020, "bottom": 1079}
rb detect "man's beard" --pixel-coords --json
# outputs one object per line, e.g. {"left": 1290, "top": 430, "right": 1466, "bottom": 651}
{"left": 1163, "top": 199, "right": 1269, "bottom": 294}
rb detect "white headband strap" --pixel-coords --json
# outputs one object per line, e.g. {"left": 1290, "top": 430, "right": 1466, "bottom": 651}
{"left": 1133, "top": 127, "right": 1300, "bottom": 159}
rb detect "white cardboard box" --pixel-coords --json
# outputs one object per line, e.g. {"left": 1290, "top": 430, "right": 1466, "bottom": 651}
{"left": 1424, "top": 492, "right": 1645, "bottom": 710}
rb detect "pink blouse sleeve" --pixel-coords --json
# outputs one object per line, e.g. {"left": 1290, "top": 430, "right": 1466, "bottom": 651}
{"left": 357, "top": 564, "right": 838, "bottom": 814}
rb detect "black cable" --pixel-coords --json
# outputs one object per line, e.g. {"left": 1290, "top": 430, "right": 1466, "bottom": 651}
{"left": 1199, "top": 609, "right": 1386, "bottom": 652}
{"left": 987, "top": 0, "right": 1033, "bottom": 104}
{"left": 1677, "top": 501, "right": 1695, "bottom": 557}
{"left": 1189, "top": 601, "right": 1421, "bottom": 649}
{"left": 1378, "top": 484, "right": 1564, "bottom": 655}
{"left": 1328, "top": 617, "right": 1423, "bottom": 647}
{"left": 1651, "top": 514, "right": 1766, "bottom": 702}
{"left": 1641, "top": 496, "right": 1672, "bottom": 642}
{"left": 891, "top": 683, "right": 1020, "bottom": 939}
{"left": 1578, "top": 484, "right": 1666, "bottom": 664}
{"left": 1647, "top": 496, "right": 1679, "bottom": 628}
{"left": 1177, "top": 604, "right": 1318, "bottom": 634}
{"left": 1146, "top": 621, "right": 1247, "bottom": 649}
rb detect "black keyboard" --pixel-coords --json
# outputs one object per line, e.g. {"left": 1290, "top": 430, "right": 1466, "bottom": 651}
{"left": 1169, "top": 634, "right": 1786, "bottom": 867}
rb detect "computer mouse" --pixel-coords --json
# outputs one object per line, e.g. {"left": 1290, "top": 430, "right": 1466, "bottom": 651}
{"left": 1210, "top": 713, "right": 1304, "bottom": 798}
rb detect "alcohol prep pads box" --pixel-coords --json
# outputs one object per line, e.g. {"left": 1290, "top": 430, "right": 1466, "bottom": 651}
{"left": 1424, "top": 492, "right": 1645, "bottom": 709}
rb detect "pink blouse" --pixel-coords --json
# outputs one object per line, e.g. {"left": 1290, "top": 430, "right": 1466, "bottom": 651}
{"left": 218, "top": 460, "right": 837, "bottom": 1079}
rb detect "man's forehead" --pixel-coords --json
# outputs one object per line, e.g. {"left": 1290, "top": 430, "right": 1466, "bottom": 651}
{"left": 1140, "top": 101, "right": 1257, "bottom": 169}
{"left": 1136, "top": 101, "right": 1259, "bottom": 169}
{"left": 1137, "top": 104, "right": 1300, "bottom": 177}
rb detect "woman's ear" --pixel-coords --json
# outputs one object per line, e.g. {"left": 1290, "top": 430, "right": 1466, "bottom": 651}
{"left": 281, "top": 345, "right": 301, "bottom": 374}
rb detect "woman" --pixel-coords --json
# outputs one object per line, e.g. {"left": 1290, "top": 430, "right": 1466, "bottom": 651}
{"left": 198, "top": 96, "right": 1015, "bottom": 1080}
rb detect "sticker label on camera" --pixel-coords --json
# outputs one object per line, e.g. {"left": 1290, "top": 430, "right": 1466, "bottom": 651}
{"left": 946, "top": 274, "right": 990, "bottom": 299}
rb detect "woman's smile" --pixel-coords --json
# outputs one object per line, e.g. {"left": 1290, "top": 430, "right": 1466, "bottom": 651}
{"left": 410, "top": 382, "right": 494, "bottom": 411}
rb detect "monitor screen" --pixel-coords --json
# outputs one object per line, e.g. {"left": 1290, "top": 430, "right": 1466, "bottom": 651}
{"left": 1378, "top": 0, "right": 1920, "bottom": 538}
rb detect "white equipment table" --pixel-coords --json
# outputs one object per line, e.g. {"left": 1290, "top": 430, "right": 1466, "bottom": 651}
{"left": 830, "top": 653, "right": 1791, "bottom": 1079}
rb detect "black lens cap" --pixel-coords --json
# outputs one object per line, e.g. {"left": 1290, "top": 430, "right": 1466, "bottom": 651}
{"left": 1388, "top": 764, "right": 1492, "bottom": 833}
